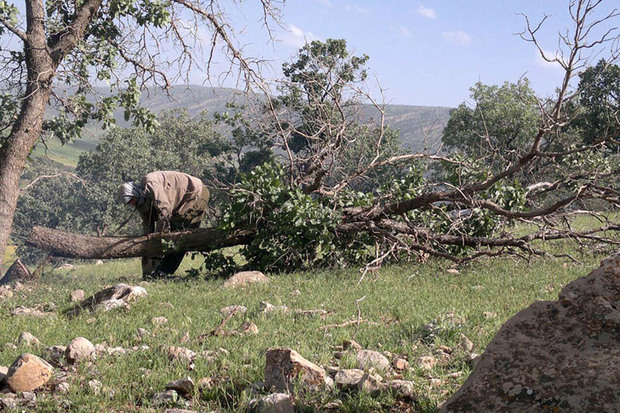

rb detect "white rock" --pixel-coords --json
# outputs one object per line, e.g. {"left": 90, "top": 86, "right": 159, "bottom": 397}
{"left": 65, "top": 337, "right": 95, "bottom": 364}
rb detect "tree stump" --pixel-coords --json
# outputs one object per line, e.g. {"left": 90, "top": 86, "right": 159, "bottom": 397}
{"left": 0, "top": 259, "right": 33, "bottom": 285}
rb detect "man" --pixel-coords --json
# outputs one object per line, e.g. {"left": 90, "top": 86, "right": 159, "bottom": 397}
{"left": 119, "top": 171, "right": 210, "bottom": 279}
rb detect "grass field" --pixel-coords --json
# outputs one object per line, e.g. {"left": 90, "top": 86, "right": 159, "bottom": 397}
{"left": 0, "top": 246, "right": 609, "bottom": 412}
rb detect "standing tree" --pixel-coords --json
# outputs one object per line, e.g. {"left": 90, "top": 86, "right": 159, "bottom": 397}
{"left": 0, "top": 0, "right": 282, "bottom": 271}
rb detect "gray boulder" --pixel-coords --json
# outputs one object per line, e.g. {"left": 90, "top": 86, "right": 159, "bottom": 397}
{"left": 441, "top": 253, "right": 620, "bottom": 413}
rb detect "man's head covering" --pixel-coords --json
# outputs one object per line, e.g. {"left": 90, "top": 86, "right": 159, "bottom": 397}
{"left": 119, "top": 182, "right": 142, "bottom": 205}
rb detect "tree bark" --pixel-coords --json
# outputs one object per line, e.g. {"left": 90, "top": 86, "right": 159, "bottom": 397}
{"left": 26, "top": 226, "right": 254, "bottom": 259}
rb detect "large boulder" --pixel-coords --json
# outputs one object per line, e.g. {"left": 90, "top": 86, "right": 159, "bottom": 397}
{"left": 264, "top": 347, "right": 326, "bottom": 392}
{"left": 6, "top": 353, "right": 54, "bottom": 392}
{"left": 441, "top": 253, "right": 620, "bottom": 413}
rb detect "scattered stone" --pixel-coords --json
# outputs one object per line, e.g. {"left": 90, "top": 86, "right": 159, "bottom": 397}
{"left": 446, "top": 371, "right": 464, "bottom": 379}
{"left": 70, "top": 290, "right": 85, "bottom": 303}
{"left": 465, "top": 353, "right": 480, "bottom": 367}
{"left": 417, "top": 355, "right": 437, "bottom": 370}
{"left": 4, "top": 343, "right": 17, "bottom": 350}
{"left": 55, "top": 382, "right": 70, "bottom": 393}
{"left": 163, "top": 410, "right": 197, "bottom": 413}
{"left": 438, "top": 345, "right": 453, "bottom": 354}
{"left": 259, "top": 301, "right": 289, "bottom": 314}
{"left": 255, "top": 392, "right": 294, "bottom": 413}
{"left": 458, "top": 334, "right": 474, "bottom": 353}
{"left": 446, "top": 268, "right": 460, "bottom": 275}
{"left": 59, "top": 263, "right": 74, "bottom": 269}
{"left": 483, "top": 311, "right": 498, "bottom": 319}
{"left": 41, "top": 346, "right": 66, "bottom": 367}
{"left": 429, "top": 378, "right": 443, "bottom": 387}
{"left": 88, "top": 379, "right": 102, "bottom": 395}
{"left": 21, "top": 391, "right": 36, "bottom": 402}
{"left": 343, "top": 339, "right": 363, "bottom": 351}
{"left": 290, "top": 289, "right": 301, "bottom": 297}
{"left": 165, "top": 377, "right": 195, "bottom": 396}
{"left": 17, "top": 332, "right": 41, "bottom": 347}
{"left": 322, "top": 400, "right": 343, "bottom": 410}
{"left": 333, "top": 351, "right": 345, "bottom": 359}
{"left": 165, "top": 346, "right": 196, "bottom": 369}
{"left": 6, "top": 353, "right": 54, "bottom": 392}
{"left": 198, "top": 377, "right": 214, "bottom": 391}
{"left": 325, "top": 366, "right": 339, "bottom": 377}
{"left": 440, "top": 253, "right": 620, "bottom": 413}
{"left": 10, "top": 304, "right": 55, "bottom": 317}
{"left": 239, "top": 321, "right": 259, "bottom": 335}
{"left": 65, "top": 284, "right": 147, "bottom": 316}
{"left": 137, "top": 328, "right": 150, "bottom": 338}
{"left": 151, "top": 316, "right": 168, "bottom": 325}
{"left": 0, "top": 365, "right": 7, "bottom": 383}
{"left": 65, "top": 337, "right": 95, "bottom": 364}
{"left": 334, "top": 369, "right": 365, "bottom": 391}
{"left": 220, "top": 305, "right": 247, "bottom": 315}
{"left": 392, "top": 357, "right": 409, "bottom": 371}
{"left": 152, "top": 389, "right": 178, "bottom": 406}
{"left": 386, "top": 380, "right": 416, "bottom": 398}
{"left": 222, "top": 271, "right": 269, "bottom": 288}
{"left": 0, "top": 286, "right": 14, "bottom": 299}
{"left": 95, "top": 260, "right": 104, "bottom": 265}
{"left": 0, "top": 397, "right": 17, "bottom": 410}
{"left": 356, "top": 349, "right": 390, "bottom": 372}
{"left": 264, "top": 347, "right": 327, "bottom": 392}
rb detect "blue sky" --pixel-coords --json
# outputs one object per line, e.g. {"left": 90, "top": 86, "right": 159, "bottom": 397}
{"left": 217, "top": 0, "right": 618, "bottom": 108}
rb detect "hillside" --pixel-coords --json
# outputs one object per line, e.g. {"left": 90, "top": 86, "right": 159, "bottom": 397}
{"left": 31, "top": 86, "right": 451, "bottom": 167}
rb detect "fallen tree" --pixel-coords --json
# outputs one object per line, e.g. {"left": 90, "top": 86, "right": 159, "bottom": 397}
{"left": 26, "top": 226, "right": 253, "bottom": 259}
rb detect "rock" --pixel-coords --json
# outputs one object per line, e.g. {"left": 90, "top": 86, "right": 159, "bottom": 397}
{"left": 6, "top": 353, "right": 54, "bottom": 392}
{"left": 392, "top": 357, "right": 409, "bottom": 371}
{"left": 70, "top": 290, "right": 85, "bottom": 302}
{"left": 151, "top": 316, "right": 168, "bottom": 325}
{"left": 0, "top": 397, "right": 17, "bottom": 409}
{"left": 259, "top": 301, "right": 289, "bottom": 313}
{"left": 0, "top": 259, "right": 33, "bottom": 286}
{"left": 255, "top": 392, "right": 294, "bottom": 413}
{"left": 65, "top": 337, "right": 95, "bottom": 364}
{"left": 386, "top": 379, "right": 416, "bottom": 398}
{"left": 333, "top": 369, "right": 382, "bottom": 395}
{"left": 334, "top": 368, "right": 365, "bottom": 391}
{"left": 163, "top": 410, "right": 197, "bottom": 413}
{"left": 17, "top": 332, "right": 41, "bottom": 347}
{"left": 220, "top": 305, "right": 247, "bottom": 315}
{"left": 55, "top": 382, "right": 70, "bottom": 393}
{"left": 95, "top": 260, "right": 104, "bottom": 265}
{"left": 165, "top": 346, "right": 196, "bottom": 369}
{"left": 417, "top": 355, "right": 437, "bottom": 370}
{"left": 446, "top": 268, "right": 460, "bottom": 275}
{"left": 429, "top": 378, "right": 443, "bottom": 387}
{"left": 343, "top": 339, "right": 363, "bottom": 351}
{"left": 165, "top": 377, "right": 195, "bottom": 396}
{"left": 152, "top": 389, "right": 178, "bottom": 406}
{"left": 440, "top": 253, "right": 620, "bottom": 413}
{"left": 222, "top": 271, "right": 269, "bottom": 288}
{"left": 197, "top": 377, "right": 214, "bottom": 391}
{"left": 4, "top": 343, "right": 17, "bottom": 351}
{"left": 264, "top": 347, "right": 327, "bottom": 392}
{"left": 41, "top": 346, "right": 66, "bottom": 367}
{"left": 356, "top": 349, "right": 390, "bottom": 372}
{"left": 458, "top": 334, "right": 474, "bottom": 352}
{"left": 65, "top": 284, "right": 147, "bottom": 316}
{"left": 10, "top": 304, "right": 55, "bottom": 317}
{"left": 239, "top": 321, "right": 259, "bottom": 335}
{"left": 0, "top": 286, "right": 13, "bottom": 299}
{"left": 0, "top": 365, "right": 7, "bottom": 383}
{"left": 88, "top": 379, "right": 102, "bottom": 395}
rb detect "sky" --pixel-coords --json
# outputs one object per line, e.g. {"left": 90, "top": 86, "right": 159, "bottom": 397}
{"left": 209, "top": 0, "right": 618, "bottom": 108}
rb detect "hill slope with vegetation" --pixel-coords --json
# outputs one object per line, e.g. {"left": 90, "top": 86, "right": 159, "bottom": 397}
{"left": 32, "top": 86, "right": 450, "bottom": 167}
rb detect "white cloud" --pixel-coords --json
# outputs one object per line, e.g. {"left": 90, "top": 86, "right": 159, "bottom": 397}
{"left": 535, "top": 49, "right": 563, "bottom": 69}
{"left": 346, "top": 4, "right": 369, "bottom": 15}
{"left": 283, "top": 24, "right": 320, "bottom": 49}
{"left": 400, "top": 26, "right": 412, "bottom": 37}
{"left": 442, "top": 30, "right": 472, "bottom": 46}
{"left": 416, "top": 3, "right": 436, "bottom": 19}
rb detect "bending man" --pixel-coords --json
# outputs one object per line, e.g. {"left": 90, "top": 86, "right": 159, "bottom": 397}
{"left": 119, "top": 171, "right": 210, "bottom": 279}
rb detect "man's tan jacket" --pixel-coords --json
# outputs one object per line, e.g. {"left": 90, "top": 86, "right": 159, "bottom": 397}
{"left": 136, "top": 171, "right": 204, "bottom": 231}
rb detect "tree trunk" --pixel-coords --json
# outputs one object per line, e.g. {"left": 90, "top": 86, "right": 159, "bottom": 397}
{"left": 26, "top": 226, "right": 254, "bottom": 259}
{"left": 0, "top": 0, "right": 54, "bottom": 272}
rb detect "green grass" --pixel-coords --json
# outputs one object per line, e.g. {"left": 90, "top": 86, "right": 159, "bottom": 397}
{"left": 0, "top": 248, "right": 606, "bottom": 412}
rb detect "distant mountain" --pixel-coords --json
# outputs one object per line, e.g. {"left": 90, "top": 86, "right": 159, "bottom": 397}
{"left": 32, "top": 85, "right": 451, "bottom": 167}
